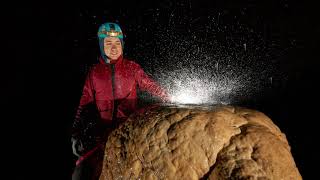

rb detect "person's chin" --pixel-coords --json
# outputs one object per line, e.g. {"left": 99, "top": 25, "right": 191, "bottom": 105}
{"left": 109, "top": 56, "right": 119, "bottom": 60}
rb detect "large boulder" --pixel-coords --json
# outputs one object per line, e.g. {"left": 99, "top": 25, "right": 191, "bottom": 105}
{"left": 99, "top": 105, "right": 302, "bottom": 180}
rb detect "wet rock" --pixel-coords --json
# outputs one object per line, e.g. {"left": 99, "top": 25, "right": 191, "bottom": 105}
{"left": 99, "top": 105, "right": 302, "bottom": 180}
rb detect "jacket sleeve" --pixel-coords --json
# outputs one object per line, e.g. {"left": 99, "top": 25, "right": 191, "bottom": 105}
{"left": 72, "top": 68, "right": 95, "bottom": 138}
{"left": 135, "top": 64, "right": 171, "bottom": 102}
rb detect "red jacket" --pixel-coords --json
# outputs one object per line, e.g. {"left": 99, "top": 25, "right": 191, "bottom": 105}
{"left": 75, "top": 56, "right": 169, "bottom": 126}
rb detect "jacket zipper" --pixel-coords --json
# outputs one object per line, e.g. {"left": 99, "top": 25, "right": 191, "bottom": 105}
{"left": 110, "top": 64, "right": 117, "bottom": 123}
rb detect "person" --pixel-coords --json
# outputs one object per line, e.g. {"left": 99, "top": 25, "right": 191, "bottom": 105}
{"left": 71, "top": 22, "right": 170, "bottom": 180}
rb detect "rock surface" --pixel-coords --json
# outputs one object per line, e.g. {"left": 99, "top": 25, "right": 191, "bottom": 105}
{"left": 99, "top": 105, "right": 302, "bottom": 180}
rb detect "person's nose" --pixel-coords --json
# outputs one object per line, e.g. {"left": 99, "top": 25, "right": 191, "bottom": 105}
{"left": 111, "top": 44, "right": 117, "bottom": 51}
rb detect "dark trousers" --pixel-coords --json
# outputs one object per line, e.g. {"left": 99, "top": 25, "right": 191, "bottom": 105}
{"left": 72, "top": 145, "right": 105, "bottom": 180}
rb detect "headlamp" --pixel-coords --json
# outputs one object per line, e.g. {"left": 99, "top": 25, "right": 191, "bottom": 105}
{"left": 98, "top": 29, "right": 123, "bottom": 38}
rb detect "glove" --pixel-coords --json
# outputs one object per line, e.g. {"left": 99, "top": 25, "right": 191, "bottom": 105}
{"left": 161, "top": 93, "right": 172, "bottom": 103}
{"left": 71, "top": 137, "right": 84, "bottom": 157}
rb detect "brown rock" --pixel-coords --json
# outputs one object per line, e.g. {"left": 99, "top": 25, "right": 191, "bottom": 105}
{"left": 99, "top": 105, "right": 302, "bottom": 180}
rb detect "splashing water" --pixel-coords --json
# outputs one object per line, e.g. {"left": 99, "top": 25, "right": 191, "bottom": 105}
{"left": 170, "top": 78, "right": 211, "bottom": 104}
{"left": 123, "top": 5, "right": 291, "bottom": 106}
{"left": 168, "top": 73, "right": 234, "bottom": 104}
{"left": 162, "top": 69, "right": 240, "bottom": 105}
{"left": 133, "top": 10, "right": 289, "bottom": 106}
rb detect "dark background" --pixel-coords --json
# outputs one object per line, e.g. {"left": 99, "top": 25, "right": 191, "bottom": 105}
{"left": 4, "top": 0, "right": 319, "bottom": 179}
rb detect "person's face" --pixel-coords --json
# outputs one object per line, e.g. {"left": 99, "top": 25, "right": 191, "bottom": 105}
{"left": 104, "top": 37, "right": 123, "bottom": 60}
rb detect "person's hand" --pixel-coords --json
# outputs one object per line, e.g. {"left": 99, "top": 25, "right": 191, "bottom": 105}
{"left": 71, "top": 137, "right": 84, "bottom": 157}
{"left": 161, "top": 93, "right": 172, "bottom": 103}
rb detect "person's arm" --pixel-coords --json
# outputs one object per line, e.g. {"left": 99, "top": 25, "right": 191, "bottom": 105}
{"left": 71, "top": 69, "right": 95, "bottom": 156}
{"left": 135, "top": 64, "right": 171, "bottom": 102}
